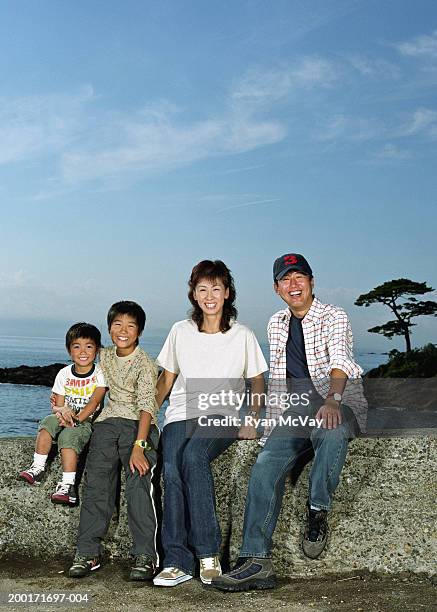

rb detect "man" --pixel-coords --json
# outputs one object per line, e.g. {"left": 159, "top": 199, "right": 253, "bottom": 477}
{"left": 212, "top": 253, "right": 366, "bottom": 591}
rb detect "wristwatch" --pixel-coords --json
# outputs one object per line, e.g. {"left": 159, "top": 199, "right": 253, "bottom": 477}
{"left": 327, "top": 393, "right": 342, "bottom": 403}
{"left": 134, "top": 439, "right": 154, "bottom": 451}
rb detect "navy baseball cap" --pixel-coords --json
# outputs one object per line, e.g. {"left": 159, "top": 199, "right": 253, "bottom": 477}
{"left": 273, "top": 253, "right": 313, "bottom": 281}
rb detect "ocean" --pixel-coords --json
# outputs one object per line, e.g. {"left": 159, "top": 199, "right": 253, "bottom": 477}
{"left": 0, "top": 335, "right": 388, "bottom": 437}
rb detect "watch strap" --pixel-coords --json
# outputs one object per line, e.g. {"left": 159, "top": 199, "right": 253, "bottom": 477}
{"left": 134, "top": 439, "right": 153, "bottom": 451}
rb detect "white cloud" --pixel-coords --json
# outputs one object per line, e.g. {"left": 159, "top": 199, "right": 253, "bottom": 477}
{"left": 395, "top": 30, "right": 437, "bottom": 59}
{"left": 348, "top": 56, "right": 401, "bottom": 79}
{"left": 400, "top": 108, "right": 437, "bottom": 138}
{"left": 232, "top": 68, "right": 292, "bottom": 104}
{"left": 290, "top": 56, "right": 339, "bottom": 88}
{"left": 216, "top": 198, "right": 281, "bottom": 214}
{"left": 315, "top": 114, "right": 383, "bottom": 142}
{"left": 61, "top": 108, "right": 286, "bottom": 184}
{"left": 373, "top": 144, "right": 412, "bottom": 161}
{"left": 0, "top": 86, "right": 94, "bottom": 165}
{"left": 232, "top": 57, "right": 339, "bottom": 106}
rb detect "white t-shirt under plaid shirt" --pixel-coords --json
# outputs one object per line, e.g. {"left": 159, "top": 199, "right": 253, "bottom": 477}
{"left": 262, "top": 297, "right": 367, "bottom": 442}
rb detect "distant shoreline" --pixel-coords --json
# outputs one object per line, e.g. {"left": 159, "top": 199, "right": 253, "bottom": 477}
{"left": 0, "top": 363, "right": 66, "bottom": 387}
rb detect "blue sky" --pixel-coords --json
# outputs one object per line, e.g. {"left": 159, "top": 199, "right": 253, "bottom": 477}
{"left": 0, "top": 0, "right": 436, "bottom": 351}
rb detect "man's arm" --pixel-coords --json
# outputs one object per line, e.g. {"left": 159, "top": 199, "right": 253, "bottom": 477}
{"left": 315, "top": 368, "right": 347, "bottom": 429}
{"left": 315, "top": 308, "right": 361, "bottom": 430}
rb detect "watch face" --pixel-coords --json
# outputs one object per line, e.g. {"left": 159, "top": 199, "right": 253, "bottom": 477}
{"left": 333, "top": 393, "right": 342, "bottom": 402}
{"left": 135, "top": 440, "right": 152, "bottom": 450}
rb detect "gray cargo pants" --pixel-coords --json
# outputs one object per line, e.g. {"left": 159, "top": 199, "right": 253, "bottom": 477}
{"left": 76, "top": 417, "right": 159, "bottom": 563}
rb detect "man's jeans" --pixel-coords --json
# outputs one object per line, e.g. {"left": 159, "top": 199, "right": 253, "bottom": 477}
{"left": 240, "top": 404, "right": 357, "bottom": 559}
{"left": 160, "top": 417, "right": 238, "bottom": 575}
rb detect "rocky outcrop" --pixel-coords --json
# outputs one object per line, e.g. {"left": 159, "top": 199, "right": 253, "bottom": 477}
{"left": 1, "top": 435, "right": 435, "bottom": 576}
{"left": 0, "top": 364, "right": 66, "bottom": 386}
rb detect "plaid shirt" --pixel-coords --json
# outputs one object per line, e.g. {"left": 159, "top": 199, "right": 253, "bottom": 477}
{"left": 262, "top": 297, "right": 367, "bottom": 442}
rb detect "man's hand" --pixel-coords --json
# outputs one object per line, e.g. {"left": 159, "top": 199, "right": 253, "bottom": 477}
{"left": 129, "top": 445, "right": 150, "bottom": 477}
{"left": 238, "top": 424, "right": 258, "bottom": 440}
{"left": 315, "top": 399, "right": 342, "bottom": 430}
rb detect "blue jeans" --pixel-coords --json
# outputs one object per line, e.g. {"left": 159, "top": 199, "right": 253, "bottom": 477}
{"left": 160, "top": 417, "right": 238, "bottom": 575}
{"left": 240, "top": 404, "right": 357, "bottom": 558}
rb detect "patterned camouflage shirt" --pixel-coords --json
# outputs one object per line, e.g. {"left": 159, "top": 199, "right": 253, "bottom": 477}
{"left": 95, "top": 345, "right": 158, "bottom": 424}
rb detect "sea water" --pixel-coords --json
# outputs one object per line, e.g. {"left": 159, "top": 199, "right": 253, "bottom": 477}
{"left": 0, "top": 335, "right": 387, "bottom": 437}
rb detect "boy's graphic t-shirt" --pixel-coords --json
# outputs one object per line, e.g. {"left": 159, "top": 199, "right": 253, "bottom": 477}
{"left": 52, "top": 364, "right": 106, "bottom": 415}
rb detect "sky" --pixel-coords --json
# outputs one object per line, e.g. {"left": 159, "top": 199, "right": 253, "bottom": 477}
{"left": 0, "top": 0, "right": 436, "bottom": 351}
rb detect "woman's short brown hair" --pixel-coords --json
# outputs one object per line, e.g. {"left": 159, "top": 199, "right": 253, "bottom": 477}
{"left": 188, "top": 260, "right": 237, "bottom": 333}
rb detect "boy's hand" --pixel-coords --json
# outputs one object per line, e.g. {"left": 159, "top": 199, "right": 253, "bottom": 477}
{"left": 129, "top": 446, "right": 150, "bottom": 477}
{"left": 56, "top": 408, "right": 75, "bottom": 427}
{"left": 50, "top": 393, "right": 58, "bottom": 412}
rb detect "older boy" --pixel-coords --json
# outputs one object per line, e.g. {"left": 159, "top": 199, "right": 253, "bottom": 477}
{"left": 68, "top": 301, "right": 159, "bottom": 582}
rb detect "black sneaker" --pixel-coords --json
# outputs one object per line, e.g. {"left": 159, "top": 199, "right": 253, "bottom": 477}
{"left": 211, "top": 557, "right": 276, "bottom": 592}
{"left": 302, "top": 506, "right": 329, "bottom": 559}
{"left": 19, "top": 464, "right": 45, "bottom": 486}
{"left": 129, "top": 554, "right": 155, "bottom": 581}
{"left": 69, "top": 554, "right": 101, "bottom": 578}
{"left": 51, "top": 482, "right": 77, "bottom": 505}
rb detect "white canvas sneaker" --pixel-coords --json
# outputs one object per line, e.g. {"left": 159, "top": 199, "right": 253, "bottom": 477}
{"left": 199, "top": 556, "right": 222, "bottom": 584}
{"left": 153, "top": 567, "right": 193, "bottom": 587}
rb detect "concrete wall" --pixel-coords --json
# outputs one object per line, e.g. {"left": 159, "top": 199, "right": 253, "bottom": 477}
{"left": 0, "top": 436, "right": 435, "bottom": 576}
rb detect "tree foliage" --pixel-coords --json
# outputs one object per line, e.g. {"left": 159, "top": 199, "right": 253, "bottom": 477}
{"left": 355, "top": 279, "right": 437, "bottom": 352}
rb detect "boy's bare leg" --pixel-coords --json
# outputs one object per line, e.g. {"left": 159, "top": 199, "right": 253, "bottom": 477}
{"left": 35, "top": 428, "right": 53, "bottom": 454}
{"left": 19, "top": 428, "right": 52, "bottom": 484}
{"left": 60, "top": 448, "right": 78, "bottom": 472}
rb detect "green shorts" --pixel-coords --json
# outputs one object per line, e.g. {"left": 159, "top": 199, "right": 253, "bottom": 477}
{"left": 38, "top": 414, "right": 92, "bottom": 455}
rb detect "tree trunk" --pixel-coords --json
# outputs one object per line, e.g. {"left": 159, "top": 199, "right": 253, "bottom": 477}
{"left": 404, "top": 329, "right": 412, "bottom": 353}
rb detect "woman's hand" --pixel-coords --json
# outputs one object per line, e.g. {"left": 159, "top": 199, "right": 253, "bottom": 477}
{"left": 129, "top": 446, "right": 150, "bottom": 476}
{"left": 238, "top": 424, "right": 258, "bottom": 440}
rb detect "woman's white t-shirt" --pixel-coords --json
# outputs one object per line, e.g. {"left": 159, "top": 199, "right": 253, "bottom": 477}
{"left": 157, "top": 320, "right": 268, "bottom": 427}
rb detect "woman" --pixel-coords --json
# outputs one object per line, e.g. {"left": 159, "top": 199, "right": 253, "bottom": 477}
{"left": 153, "top": 260, "right": 267, "bottom": 587}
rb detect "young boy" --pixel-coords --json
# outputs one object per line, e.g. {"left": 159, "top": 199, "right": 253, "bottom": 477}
{"left": 68, "top": 301, "right": 159, "bottom": 582}
{"left": 19, "top": 322, "right": 106, "bottom": 505}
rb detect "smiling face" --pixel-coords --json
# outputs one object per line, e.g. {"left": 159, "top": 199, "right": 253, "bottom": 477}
{"left": 69, "top": 337, "right": 98, "bottom": 374}
{"left": 193, "top": 277, "right": 230, "bottom": 318}
{"left": 274, "top": 271, "right": 314, "bottom": 317}
{"left": 109, "top": 314, "right": 141, "bottom": 356}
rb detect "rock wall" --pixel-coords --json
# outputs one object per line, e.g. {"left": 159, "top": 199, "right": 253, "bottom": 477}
{"left": 0, "top": 436, "right": 435, "bottom": 576}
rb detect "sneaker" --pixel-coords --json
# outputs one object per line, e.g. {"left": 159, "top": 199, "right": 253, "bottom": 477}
{"left": 153, "top": 567, "right": 193, "bottom": 587}
{"left": 199, "top": 556, "right": 221, "bottom": 585}
{"left": 302, "top": 506, "right": 329, "bottom": 559}
{"left": 211, "top": 557, "right": 276, "bottom": 592}
{"left": 18, "top": 464, "right": 45, "bottom": 486}
{"left": 51, "top": 482, "right": 77, "bottom": 505}
{"left": 129, "top": 554, "right": 155, "bottom": 581}
{"left": 69, "top": 554, "right": 101, "bottom": 578}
